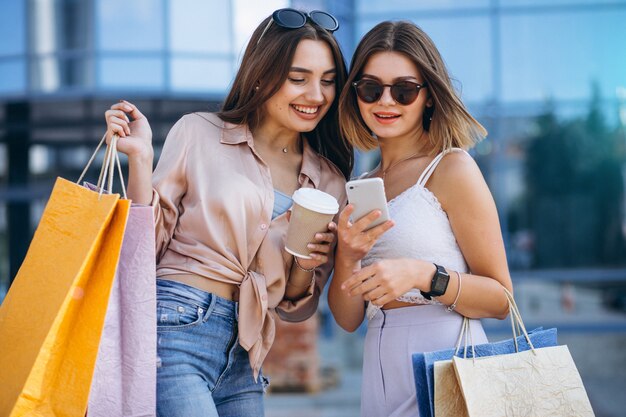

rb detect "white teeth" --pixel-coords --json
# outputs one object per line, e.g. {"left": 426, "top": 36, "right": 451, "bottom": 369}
{"left": 376, "top": 114, "right": 398, "bottom": 118}
{"left": 293, "top": 105, "right": 319, "bottom": 114}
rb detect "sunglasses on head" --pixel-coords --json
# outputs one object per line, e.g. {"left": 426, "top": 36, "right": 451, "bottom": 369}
{"left": 352, "top": 79, "right": 428, "bottom": 105}
{"left": 257, "top": 8, "right": 339, "bottom": 45}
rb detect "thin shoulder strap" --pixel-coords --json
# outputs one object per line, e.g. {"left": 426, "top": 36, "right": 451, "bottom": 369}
{"left": 417, "top": 147, "right": 467, "bottom": 187}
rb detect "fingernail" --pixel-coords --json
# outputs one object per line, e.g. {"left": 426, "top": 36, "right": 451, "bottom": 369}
{"left": 315, "top": 233, "right": 322, "bottom": 239}
{"left": 307, "top": 244, "right": 315, "bottom": 249}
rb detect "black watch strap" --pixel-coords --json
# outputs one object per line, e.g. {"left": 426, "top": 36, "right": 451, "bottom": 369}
{"left": 422, "top": 263, "right": 450, "bottom": 300}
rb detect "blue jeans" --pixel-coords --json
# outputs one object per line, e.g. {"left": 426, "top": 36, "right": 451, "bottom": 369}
{"left": 156, "top": 279, "right": 268, "bottom": 417}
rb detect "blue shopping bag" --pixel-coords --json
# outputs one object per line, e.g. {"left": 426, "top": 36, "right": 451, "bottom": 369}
{"left": 412, "top": 326, "right": 558, "bottom": 417}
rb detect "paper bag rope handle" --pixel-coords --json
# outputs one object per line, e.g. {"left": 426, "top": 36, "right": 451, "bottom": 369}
{"left": 76, "top": 133, "right": 127, "bottom": 200}
{"left": 453, "top": 287, "right": 537, "bottom": 362}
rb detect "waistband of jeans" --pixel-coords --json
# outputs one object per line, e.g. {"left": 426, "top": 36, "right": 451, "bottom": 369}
{"left": 156, "top": 278, "right": 237, "bottom": 318}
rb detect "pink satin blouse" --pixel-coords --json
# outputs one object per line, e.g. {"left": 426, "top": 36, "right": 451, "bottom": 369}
{"left": 150, "top": 112, "right": 347, "bottom": 378}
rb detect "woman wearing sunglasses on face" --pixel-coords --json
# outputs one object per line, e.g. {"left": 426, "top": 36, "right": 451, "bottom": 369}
{"left": 328, "top": 21, "right": 513, "bottom": 416}
{"left": 104, "top": 9, "right": 351, "bottom": 417}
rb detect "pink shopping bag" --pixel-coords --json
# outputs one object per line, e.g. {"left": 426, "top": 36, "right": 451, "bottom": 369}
{"left": 88, "top": 204, "right": 157, "bottom": 417}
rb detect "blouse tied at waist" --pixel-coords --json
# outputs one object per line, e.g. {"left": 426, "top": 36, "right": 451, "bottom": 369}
{"left": 238, "top": 269, "right": 275, "bottom": 378}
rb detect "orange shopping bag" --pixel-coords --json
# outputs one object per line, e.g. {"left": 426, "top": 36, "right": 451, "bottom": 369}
{"left": 0, "top": 136, "right": 131, "bottom": 417}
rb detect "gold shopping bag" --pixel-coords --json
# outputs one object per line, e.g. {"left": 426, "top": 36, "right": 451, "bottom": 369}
{"left": 0, "top": 136, "right": 131, "bottom": 417}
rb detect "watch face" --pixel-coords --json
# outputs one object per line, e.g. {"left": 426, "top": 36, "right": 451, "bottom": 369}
{"left": 433, "top": 275, "right": 449, "bottom": 293}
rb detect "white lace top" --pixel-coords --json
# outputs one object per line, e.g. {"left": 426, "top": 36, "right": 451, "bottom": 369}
{"left": 363, "top": 148, "right": 470, "bottom": 319}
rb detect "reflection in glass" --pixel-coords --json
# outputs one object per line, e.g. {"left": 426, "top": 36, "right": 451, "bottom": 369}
{"left": 31, "top": 56, "right": 89, "bottom": 92}
{"left": 31, "top": 0, "right": 90, "bottom": 54}
{"left": 0, "top": 1, "right": 26, "bottom": 55}
{"left": 170, "top": 0, "right": 232, "bottom": 54}
{"left": 500, "top": 10, "right": 626, "bottom": 102}
{"left": 97, "top": 0, "right": 163, "bottom": 51}
{"left": 502, "top": 0, "right": 626, "bottom": 6}
{"left": 0, "top": 61, "right": 26, "bottom": 94}
{"left": 98, "top": 57, "right": 164, "bottom": 89}
{"left": 170, "top": 58, "right": 232, "bottom": 92}
{"left": 357, "top": 0, "right": 489, "bottom": 14}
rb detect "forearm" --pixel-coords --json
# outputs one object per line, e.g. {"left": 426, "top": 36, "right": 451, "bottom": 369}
{"left": 427, "top": 266, "right": 511, "bottom": 320}
{"left": 284, "top": 262, "right": 314, "bottom": 301}
{"left": 127, "top": 153, "right": 154, "bottom": 205}
{"left": 328, "top": 252, "right": 365, "bottom": 332}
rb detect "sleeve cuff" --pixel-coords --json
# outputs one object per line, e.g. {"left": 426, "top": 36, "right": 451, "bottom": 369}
{"left": 275, "top": 269, "right": 320, "bottom": 322}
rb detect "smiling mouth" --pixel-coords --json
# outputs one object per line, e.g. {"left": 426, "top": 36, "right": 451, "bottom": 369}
{"left": 374, "top": 112, "right": 400, "bottom": 119}
{"left": 292, "top": 105, "right": 320, "bottom": 115}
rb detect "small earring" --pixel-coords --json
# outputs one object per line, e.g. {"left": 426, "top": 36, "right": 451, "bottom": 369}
{"left": 255, "top": 85, "right": 259, "bottom": 91}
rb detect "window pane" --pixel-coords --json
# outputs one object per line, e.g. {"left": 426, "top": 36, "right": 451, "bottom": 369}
{"left": 502, "top": 0, "right": 626, "bottom": 6}
{"left": 98, "top": 57, "right": 164, "bottom": 89}
{"left": 500, "top": 10, "right": 626, "bottom": 102}
{"left": 0, "top": 60, "right": 26, "bottom": 94}
{"left": 30, "top": 0, "right": 90, "bottom": 54}
{"left": 31, "top": 56, "right": 90, "bottom": 92}
{"left": 170, "top": 0, "right": 232, "bottom": 54}
{"left": 170, "top": 58, "right": 232, "bottom": 92}
{"left": 0, "top": 1, "right": 25, "bottom": 55}
{"left": 357, "top": 16, "right": 493, "bottom": 103}
{"left": 96, "top": 0, "right": 163, "bottom": 51}
{"left": 357, "top": 0, "right": 489, "bottom": 14}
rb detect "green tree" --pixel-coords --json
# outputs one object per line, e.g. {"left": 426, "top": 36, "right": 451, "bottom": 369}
{"left": 525, "top": 86, "right": 626, "bottom": 267}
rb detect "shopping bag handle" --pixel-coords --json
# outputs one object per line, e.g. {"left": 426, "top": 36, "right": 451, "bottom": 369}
{"left": 454, "top": 287, "right": 536, "bottom": 362}
{"left": 76, "top": 133, "right": 127, "bottom": 200}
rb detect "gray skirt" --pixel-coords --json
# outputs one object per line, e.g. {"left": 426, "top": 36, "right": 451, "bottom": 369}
{"left": 361, "top": 304, "right": 487, "bottom": 417}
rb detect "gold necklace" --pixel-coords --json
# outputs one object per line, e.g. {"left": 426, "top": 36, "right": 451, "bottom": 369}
{"left": 380, "top": 130, "right": 428, "bottom": 180}
{"left": 381, "top": 152, "right": 428, "bottom": 180}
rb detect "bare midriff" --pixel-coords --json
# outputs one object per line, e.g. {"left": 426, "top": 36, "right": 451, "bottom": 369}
{"left": 161, "top": 273, "right": 240, "bottom": 301}
{"left": 382, "top": 299, "right": 416, "bottom": 310}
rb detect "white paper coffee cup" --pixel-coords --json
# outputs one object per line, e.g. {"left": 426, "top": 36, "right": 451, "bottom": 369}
{"left": 285, "top": 188, "right": 339, "bottom": 259}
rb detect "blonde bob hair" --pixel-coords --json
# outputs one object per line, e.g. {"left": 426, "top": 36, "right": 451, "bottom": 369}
{"left": 339, "top": 21, "right": 487, "bottom": 153}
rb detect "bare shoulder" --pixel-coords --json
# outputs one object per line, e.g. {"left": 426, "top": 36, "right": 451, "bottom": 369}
{"left": 428, "top": 149, "right": 492, "bottom": 209}
{"left": 434, "top": 149, "right": 484, "bottom": 184}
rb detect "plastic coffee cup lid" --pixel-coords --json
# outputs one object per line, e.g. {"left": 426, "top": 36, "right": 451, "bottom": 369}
{"left": 292, "top": 188, "right": 339, "bottom": 215}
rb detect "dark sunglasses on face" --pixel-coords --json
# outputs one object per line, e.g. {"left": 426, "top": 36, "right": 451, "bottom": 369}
{"left": 257, "top": 8, "right": 339, "bottom": 45}
{"left": 352, "top": 79, "right": 428, "bottom": 105}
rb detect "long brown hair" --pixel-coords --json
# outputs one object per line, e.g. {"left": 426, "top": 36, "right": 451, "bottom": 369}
{"left": 339, "top": 21, "right": 487, "bottom": 153}
{"left": 218, "top": 15, "right": 353, "bottom": 179}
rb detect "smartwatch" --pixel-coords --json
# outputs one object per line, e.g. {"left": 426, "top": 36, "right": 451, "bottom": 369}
{"left": 422, "top": 264, "right": 450, "bottom": 300}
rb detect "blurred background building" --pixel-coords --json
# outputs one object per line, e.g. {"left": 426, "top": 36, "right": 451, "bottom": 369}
{"left": 1, "top": 1, "right": 625, "bottom": 416}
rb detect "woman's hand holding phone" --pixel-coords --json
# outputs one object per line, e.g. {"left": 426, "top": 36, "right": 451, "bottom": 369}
{"left": 337, "top": 178, "right": 395, "bottom": 264}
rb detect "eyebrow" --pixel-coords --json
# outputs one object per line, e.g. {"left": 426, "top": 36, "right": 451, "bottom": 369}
{"left": 290, "top": 67, "right": 337, "bottom": 75}
{"left": 361, "top": 74, "right": 420, "bottom": 82}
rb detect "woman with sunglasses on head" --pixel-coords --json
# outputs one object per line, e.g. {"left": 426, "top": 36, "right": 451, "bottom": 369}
{"left": 104, "top": 9, "right": 351, "bottom": 417}
{"left": 328, "top": 21, "right": 513, "bottom": 416}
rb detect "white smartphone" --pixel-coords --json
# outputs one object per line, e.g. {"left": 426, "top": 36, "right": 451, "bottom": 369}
{"left": 346, "top": 177, "right": 391, "bottom": 231}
